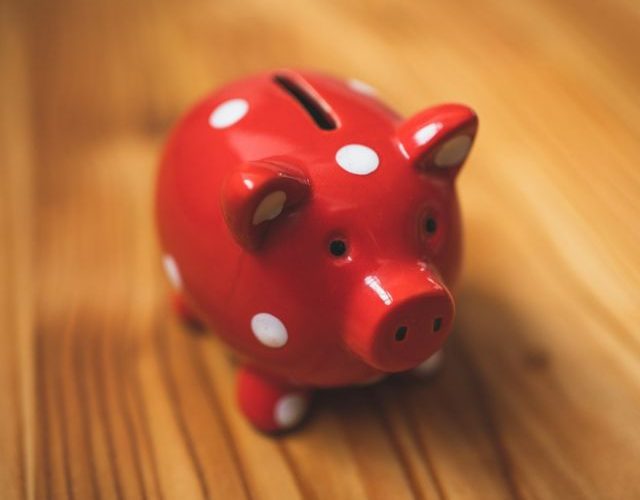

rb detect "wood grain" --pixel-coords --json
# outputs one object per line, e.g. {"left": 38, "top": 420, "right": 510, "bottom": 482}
{"left": 1, "top": 0, "right": 639, "bottom": 498}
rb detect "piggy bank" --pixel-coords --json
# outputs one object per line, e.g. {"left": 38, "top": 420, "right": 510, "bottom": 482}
{"left": 156, "top": 70, "right": 478, "bottom": 432}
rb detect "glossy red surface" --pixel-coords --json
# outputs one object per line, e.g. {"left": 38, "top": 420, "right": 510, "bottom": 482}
{"left": 156, "top": 69, "right": 477, "bottom": 431}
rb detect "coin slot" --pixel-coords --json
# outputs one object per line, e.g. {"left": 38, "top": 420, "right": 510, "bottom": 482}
{"left": 274, "top": 74, "right": 337, "bottom": 130}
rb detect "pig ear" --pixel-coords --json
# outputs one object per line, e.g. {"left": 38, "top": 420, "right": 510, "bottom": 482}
{"left": 221, "top": 158, "right": 312, "bottom": 250}
{"left": 397, "top": 104, "right": 478, "bottom": 178}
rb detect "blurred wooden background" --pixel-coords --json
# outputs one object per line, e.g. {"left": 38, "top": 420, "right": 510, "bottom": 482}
{"left": 2, "top": 0, "right": 640, "bottom": 498}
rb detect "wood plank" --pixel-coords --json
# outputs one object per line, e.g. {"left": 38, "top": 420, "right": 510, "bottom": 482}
{"left": 1, "top": 0, "right": 639, "bottom": 498}
{"left": 0, "top": 2, "right": 33, "bottom": 499}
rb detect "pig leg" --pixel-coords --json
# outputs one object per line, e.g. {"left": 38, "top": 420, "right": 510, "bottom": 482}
{"left": 237, "top": 366, "right": 312, "bottom": 433}
{"left": 411, "top": 349, "right": 444, "bottom": 377}
{"left": 171, "top": 292, "right": 206, "bottom": 331}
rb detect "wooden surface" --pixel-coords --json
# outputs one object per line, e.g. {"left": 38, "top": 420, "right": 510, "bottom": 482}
{"left": 2, "top": 0, "right": 640, "bottom": 498}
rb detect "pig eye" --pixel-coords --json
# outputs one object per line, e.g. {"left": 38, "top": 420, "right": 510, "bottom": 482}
{"left": 329, "top": 239, "right": 348, "bottom": 257}
{"left": 424, "top": 216, "right": 438, "bottom": 235}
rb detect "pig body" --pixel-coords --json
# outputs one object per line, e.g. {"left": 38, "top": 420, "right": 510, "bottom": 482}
{"left": 156, "top": 70, "right": 477, "bottom": 432}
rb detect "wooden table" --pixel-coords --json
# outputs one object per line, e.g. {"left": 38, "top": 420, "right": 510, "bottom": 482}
{"left": 2, "top": 0, "right": 639, "bottom": 498}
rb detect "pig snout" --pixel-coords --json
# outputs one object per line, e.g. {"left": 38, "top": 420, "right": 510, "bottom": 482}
{"left": 345, "top": 263, "right": 454, "bottom": 372}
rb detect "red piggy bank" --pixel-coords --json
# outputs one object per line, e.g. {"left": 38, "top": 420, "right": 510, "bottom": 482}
{"left": 156, "top": 70, "right": 478, "bottom": 432}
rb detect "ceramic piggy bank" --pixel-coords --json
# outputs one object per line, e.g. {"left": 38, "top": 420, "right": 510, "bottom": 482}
{"left": 156, "top": 70, "right": 478, "bottom": 432}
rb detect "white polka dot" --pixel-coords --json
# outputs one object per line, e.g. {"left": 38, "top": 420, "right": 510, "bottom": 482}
{"left": 274, "top": 394, "right": 308, "bottom": 428}
{"left": 162, "top": 254, "right": 182, "bottom": 289}
{"left": 413, "top": 350, "right": 444, "bottom": 377}
{"left": 251, "top": 313, "right": 288, "bottom": 348}
{"left": 209, "top": 98, "right": 249, "bottom": 129}
{"left": 252, "top": 191, "right": 286, "bottom": 225}
{"left": 347, "top": 78, "right": 377, "bottom": 96}
{"left": 335, "top": 144, "right": 379, "bottom": 175}
{"left": 434, "top": 135, "right": 472, "bottom": 168}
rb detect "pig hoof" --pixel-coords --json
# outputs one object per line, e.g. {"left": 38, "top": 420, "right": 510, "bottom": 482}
{"left": 273, "top": 393, "right": 309, "bottom": 429}
{"left": 171, "top": 293, "right": 206, "bottom": 331}
{"left": 412, "top": 350, "right": 444, "bottom": 377}
{"left": 237, "top": 367, "right": 311, "bottom": 433}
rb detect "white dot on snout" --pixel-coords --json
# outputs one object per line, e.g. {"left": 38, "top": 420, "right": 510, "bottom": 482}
{"left": 347, "top": 78, "right": 377, "bottom": 96}
{"left": 251, "top": 313, "right": 288, "bottom": 348}
{"left": 434, "top": 135, "right": 472, "bottom": 168}
{"left": 252, "top": 191, "right": 286, "bottom": 225}
{"left": 162, "top": 254, "right": 182, "bottom": 289}
{"left": 335, "top": 144, "right": 379, "bottom": 175}
{"left": 274, "top": 394, "right": 308, "bottom": 428}
{"left": 209, "top": 98, "right": 249, "bottom": 129}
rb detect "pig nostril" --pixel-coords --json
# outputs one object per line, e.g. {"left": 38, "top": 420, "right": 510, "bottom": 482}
{"left": 395, "top": 326, "right": 408, "bottom": 342}
{"left": 433, "top": 317, "right": 443, "bottom": 332}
